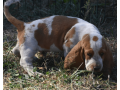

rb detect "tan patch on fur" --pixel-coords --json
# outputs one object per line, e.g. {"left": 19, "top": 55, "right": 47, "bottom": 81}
{"left": 82, "top": 34, "right": 94, "bottom": 60}
{"left": 65, "top": 27, "right": 75, "bottom": 47}
{"left": 35, "top": 23, "right": 52, "bottom": 49}
{"left": 93, "top": 36, "right": 98, "bottom": 41}
{"left": 52, "top": 16, "right": 78, "bottom": 50}
{"left": 17, "top": 30, "right": 25, "bottom": 46}
{"left": 35, "top": 15, "right": 78, "bottom": 51}
{"left": 4, "top": 6, "right": 26, "bottom": 47}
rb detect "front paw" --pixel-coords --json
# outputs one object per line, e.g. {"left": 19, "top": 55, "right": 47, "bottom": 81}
{"left": 28, "top": 71, "right": 44, "bottom": 77}
{"left": 26, "top": 68, "right": 44, "bottom": 77}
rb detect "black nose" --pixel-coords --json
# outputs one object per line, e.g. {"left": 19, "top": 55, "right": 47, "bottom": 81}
{"left": 94, "top": 67, "right": 100, "bottom": 71}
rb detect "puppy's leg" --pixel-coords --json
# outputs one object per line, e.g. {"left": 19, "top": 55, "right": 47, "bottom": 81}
{"left": 12, "top": 42, "right": 21, "bottom": 58}
{"left": 20, "top": 46, "right": 44, "bottom": 76}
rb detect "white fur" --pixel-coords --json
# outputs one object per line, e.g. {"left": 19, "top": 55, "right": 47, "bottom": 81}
{"left": 73, "top": 23, "right": 100, "bottom": 41}
{"left": 19, "top": 22, "right": 39, "bottom": 76}
{"left": 85, "top": 57, "right": 103, "bottom": 71}
{"left": 17, "top": 21, "right": 43, "bottom": 76}
{"left": 43, "top": 16, "right": 56, "bottom": 35}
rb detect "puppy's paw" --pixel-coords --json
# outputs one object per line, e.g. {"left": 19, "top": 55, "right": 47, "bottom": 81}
{"left": 28, "top": 70, "right": 44, "bottom": 77}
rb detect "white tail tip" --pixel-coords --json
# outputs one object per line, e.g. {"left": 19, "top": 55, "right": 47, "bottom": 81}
{"left": 4, "top": 0, "right": 20, "bottom": 7}
{"left": 108, "top": 74, "right": 110, "bottom": 79}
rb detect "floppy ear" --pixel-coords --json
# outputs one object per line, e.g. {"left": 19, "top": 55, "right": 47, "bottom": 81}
{"left": 64, "top": 41, "right": 85, "bottom": 69}
{"left": 101, "top": 38, "right": 115, "bottom": 77}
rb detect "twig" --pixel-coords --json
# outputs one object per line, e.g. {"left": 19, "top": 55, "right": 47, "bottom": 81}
{"left": 70, "top": 62, "right": 83, "bottom": 77}
{"left": 92, "top": 71, "right": 95, "bottom": 85}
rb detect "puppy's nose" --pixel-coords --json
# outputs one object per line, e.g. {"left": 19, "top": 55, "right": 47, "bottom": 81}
{"left": 94, "top": 67, "right": 100, "bottom": 71}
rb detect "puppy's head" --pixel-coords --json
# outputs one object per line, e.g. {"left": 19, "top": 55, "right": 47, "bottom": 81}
{"left": 64, "top": 34, "right": 114, "bottom": 76}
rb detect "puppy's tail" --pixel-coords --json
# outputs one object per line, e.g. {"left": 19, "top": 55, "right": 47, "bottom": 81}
{"left": 4, "top": 0, "right": 24, "bottom": 31}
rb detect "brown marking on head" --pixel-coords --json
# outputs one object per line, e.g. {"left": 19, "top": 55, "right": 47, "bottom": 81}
{"left": 80, "top": 34, "right": 94, "bottom": 61}
{"left": 82, "top": 34, "right": 91, "bottom": 49}
{"left": 34, "top": 15, "right": 78, "bottom": 51}
{"left": 64, "top": 27, "right": 75, "bottom": 47}
{"left": 93, "top": 36, "right": 98, "bottom": 41}
{"left": 81, "top": 34, "right": 95, "bottom": 61}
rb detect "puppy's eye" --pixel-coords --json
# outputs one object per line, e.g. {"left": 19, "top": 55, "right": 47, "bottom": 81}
{"left": 100, "top": 52, "right": 104, "bottom": 57}
{"left": 87, "top": 53, "right": 92, "bottom": 57}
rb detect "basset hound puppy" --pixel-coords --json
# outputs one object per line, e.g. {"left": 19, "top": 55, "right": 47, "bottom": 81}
{"left": 4, "top": 0, "right": 114, "bottom": 76}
